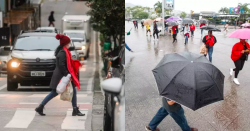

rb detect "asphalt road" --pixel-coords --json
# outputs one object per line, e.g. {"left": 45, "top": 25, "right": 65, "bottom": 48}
{"left": 125, "top": 21, "right": 250, "bottom": 131}
{"left": 0, "top": 1, "right": 96, "bottom": 131}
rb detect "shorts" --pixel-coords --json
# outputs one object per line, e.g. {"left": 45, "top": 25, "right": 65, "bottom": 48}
{"left": 147, "top": 29, "right": 151, "bottom": 32}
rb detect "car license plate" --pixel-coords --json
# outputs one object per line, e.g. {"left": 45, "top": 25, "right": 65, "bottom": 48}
{"left": 31, "top": 71, "right": 46, "bottom": 76}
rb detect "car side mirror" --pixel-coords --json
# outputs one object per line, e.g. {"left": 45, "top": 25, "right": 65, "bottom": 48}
{"left": 4, "top": 46, "right": 12, "bottom": 51}
{"left": 68, "top": 46, "right": 75, "bottom": 51}
{"left": 101, "top": 78, "right": 122, "bottom": 96}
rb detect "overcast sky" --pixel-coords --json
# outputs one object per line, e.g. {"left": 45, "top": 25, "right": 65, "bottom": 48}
{"left": 125, "top": 0, "right": 250, "bottom": 13}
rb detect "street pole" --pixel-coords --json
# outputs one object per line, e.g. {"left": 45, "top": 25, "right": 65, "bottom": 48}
{"left": 162, "top": 0, "right": 165, "bottom": 35}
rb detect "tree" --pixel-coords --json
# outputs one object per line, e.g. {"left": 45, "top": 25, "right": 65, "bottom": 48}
{"left": 180, "top": 12, "right": 186, "bottom": 18}
{"left": 136, "top": 12, "right": 149, "bottom": 19}
{"left": 239, "top": 3, "right": 250, "bottom": 13}
{"left": 87, "top": 0, "right": 124, "bottom": 49}
{"left": 218, "top": 7, "right": 229, "bottom": 14}
{"left": 154, "top": 1, "right": 162, "bottom": 16}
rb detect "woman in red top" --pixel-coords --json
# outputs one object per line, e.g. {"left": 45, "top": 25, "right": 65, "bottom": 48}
{"left": 172, "top": 25, "right": 178, "bottom": 43}
{"left": 230, "top": 39, "right": 250, "bottom": 85}
{"left": 190, "top": 23, "right": 195, "bottom": 37}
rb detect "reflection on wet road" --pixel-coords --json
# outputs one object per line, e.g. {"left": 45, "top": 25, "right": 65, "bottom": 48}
{"left": 125, "top": 21, "right": 250, "bottom": 131}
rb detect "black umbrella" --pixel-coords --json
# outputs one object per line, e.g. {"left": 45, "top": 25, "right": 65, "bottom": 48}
{"left": 199, "top": 19, "right": 208, "bottom": 24}
{"left": 152, "top": 52, "right": 224, "bottom": 110}
{"left": 200, "top": 26, "right": 221, "bottom": 32}
{"left": 182, "top": 18, "right": 194, "bottom": 24}
{"left": 167, "top": 21, "right": 178, "bottom": 26}
{"left": 246, "top": 17, "right": 250, "bottom": 20}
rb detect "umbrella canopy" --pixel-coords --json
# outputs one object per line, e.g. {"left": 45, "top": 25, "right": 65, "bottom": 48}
{"left": 200, "top": 26, "right": 221, "bottom": 32}
{"left": 182, "top": 18, "right": 194, "bottom": 24}
{"left": 199, "top": 19, "right": 208, "bottom": 24}
{"left": 154, "top": 18, "right": 163, "bottom": 22}
{"left": 143, "top": 19, "right": 154, "bottom": 25}
{"left": 241, "top": 23, "right": 250, "bottom": 27}
{"left": 167, "top": 21, "right": 178, "bottom": 26}
{"left": 152, "top": 52, "right": 224, "bottom": 111}
{"left": 246, "top": 17, "right": 250, "bottom": 20}
{"left": 165, "top": 17, "right": 182, "bottom": 22}
{"left": 228, "top": 28, "right": 250, "bottom": 39}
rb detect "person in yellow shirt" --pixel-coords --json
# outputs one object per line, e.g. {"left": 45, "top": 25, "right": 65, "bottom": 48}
{"left": 146, "top": 24, "right": 151, "bottom": 36}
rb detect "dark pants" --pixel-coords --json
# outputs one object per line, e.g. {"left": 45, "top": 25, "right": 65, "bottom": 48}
{"left": 48, "top": 22, "right": 54, "bottom": 27}
{"left": 41, "top": 82, "right": 77, "bottom": 107}
{"left": 173, "top": 34, "right": 177, "bottom": 42}
{"left": 191, "top": 30, "right": 194, "bottom": 36}
{"left": 184, "top": 34, "right": 189, "bottom": 44}
{"left": 149, "top": 106, "right": 190, "bottom": 131}
{"left": 153, "top": 31, "right": 159, "bottom": 39}
{"left": 204, "top": 46, "right": 213, "bottom": 62}
{"left": 233, "top": 59, "right": 245, "bottom": 78}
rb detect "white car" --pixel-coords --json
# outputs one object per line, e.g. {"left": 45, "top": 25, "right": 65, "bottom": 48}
{"left": 63, "top": 30, "right": 90, "bottom": 59}
{"left": 36, "top": 27, "right": 60, "bottom": 33}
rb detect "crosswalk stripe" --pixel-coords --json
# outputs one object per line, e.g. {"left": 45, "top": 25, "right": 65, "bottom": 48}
{"left": 0, "top": 84, "right": 7, "bottom": 91}
{"left": 61, "top": 109, "right": 88, "bottom": 129}
{"left": 0, "top": 94, "right": 9, "bottom": 97}
{"left": 5, "top": 108, "right": 35, "bottom": 128}
{"left": 19, "top": 103, "right": 38, "bottom": 105}
{"left": 28, "top": 94, "right": 47, "bottom": 97}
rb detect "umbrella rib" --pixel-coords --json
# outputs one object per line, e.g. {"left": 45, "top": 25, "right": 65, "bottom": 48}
{"left": 196, "top": 64, "right": 224, "bottom": 98}
{"left": 160, "top": 63, "right": 190, "bottom": 95}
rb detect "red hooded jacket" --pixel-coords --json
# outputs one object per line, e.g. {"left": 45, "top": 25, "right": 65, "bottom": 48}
{"left": 172, "top": 25, "right": 178, "bottom": 34}
{"left": 190, "top": 25, "right": 195, "bottom": 31}
{"left": 231, "top": 42, "right": 250, "bottom": 61}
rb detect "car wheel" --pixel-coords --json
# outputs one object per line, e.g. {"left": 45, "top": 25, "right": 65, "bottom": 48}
{"left": 7, "top": 77, "right": 18, "bottom": 91}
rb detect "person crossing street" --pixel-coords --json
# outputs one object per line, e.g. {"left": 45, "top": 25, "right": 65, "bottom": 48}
{"left": 190, "top": 23, "right": 195, "bottom": 37}
{"left": 183, "top": 24, "right": 190, "bottom": 45}
{"left": 202, "top": 30, "right": 217, "bottom": 62}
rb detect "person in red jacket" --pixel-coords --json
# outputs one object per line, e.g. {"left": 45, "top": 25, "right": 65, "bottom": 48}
{"left": 200, "top": 23, "right": 206, "bottom": 36}
{"left": 172, "top": 25, "right": 178, "bottom": 43}
{"left": 202, "top": 30, "right": 217, "bottom": 62}
{"left": 190, "top": 23, "right": 195, "bottom": 37}
{"left": 230, "top": 39, "right": 250, "bottom": 85}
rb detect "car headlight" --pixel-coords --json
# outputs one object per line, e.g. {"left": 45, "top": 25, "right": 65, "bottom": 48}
{"left": 11, "top": 61, "right": 20, "bottom": 68}
{"left": 82, "top": 46, "right": 86, "bottom": 50}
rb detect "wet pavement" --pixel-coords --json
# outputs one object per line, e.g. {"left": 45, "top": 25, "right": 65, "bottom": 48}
{"left": 125, "top": 21, "right": 250, "bottom": 131}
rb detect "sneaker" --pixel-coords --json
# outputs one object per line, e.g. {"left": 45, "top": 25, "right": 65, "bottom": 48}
{"left": 233, "top": 78, "right": 240, "bottom": 85}
{"left": 145, "top": 125, "right": 160, "bottom": 131}
{"left": 229, "top": 68, "right": 233, "bottom": 76}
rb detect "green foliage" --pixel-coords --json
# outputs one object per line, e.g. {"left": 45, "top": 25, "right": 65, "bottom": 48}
{"left": 180, "top": 12, "right": 186, "bottom": 18}
{"left": 136, "top": 12, "right": 149, "bottom": 19}
{"left": 87, "top": 0, "right": 124, "bottom": 47}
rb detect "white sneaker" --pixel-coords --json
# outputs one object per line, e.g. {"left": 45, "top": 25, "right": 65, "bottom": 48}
{"left": 229, "top": 68, "right": 233, "bottom": 76}
{"left": 233, "top": 78, "right": 240, "bottom": 85}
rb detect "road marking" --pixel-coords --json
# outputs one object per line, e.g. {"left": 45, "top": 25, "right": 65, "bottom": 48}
{"left": 77, "top": 94, "right": 88, "bottom": 97}
{"left": 78, "top": 102, "right": 92, "bottom": 104}
{"left": 61, "top": 109, "right": 88, "bottom": 129}
{"left": 0, "top": 84, "right": 7, "bottom": 90}
{"left": 80, "top": 67, "right": 86, "bottom": 72}
{"left": 28, "top": 94, "right": 47, "bottom": 97}
{"left": 5, "top": 108, "right": 35, "bottom": 128}
{"left": 0, "top": 94, "right": 9, "bottom": 97}
{"left": 19, "top": 103, "right": 38, "bottom": 105}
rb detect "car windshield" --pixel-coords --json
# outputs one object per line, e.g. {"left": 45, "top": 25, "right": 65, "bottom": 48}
{"left": 66, "top": 33, "right": 85, "bottom": 39}
{"left": 14, "top": 36, "right": 60, "bottom": 51}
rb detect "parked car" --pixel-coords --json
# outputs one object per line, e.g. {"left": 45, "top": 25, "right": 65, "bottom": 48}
{"left": 36, "top": 27, "right": 60, "bottom": 33}
{"left": 5, "top": 30, "right": 79, "bottom": 91}
{"left": 63, "top": 30, "right": 90, "bottom": 59}
{"left": 0, "top": 46, "right": 11, "bottom": 74}
{"left": 102, "top": 46, "right": 125, "bottom": 131}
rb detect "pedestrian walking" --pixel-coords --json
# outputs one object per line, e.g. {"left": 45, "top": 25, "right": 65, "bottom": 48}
{"left": 48, "top": 11, "right": 55, "bottom": 27}
{"left": 190, "top": 23, "right": 195, "bottom": 37}
{"left": 35, "top": 34, "right": 85, "bottom": 116}
{"left": 200, "top": 23, "right": 205, "bottom": 36}
{"left": 172, "top": 25, "right": 178, "bottom": 43}
{"left": 146, "top": 24, "right": 152, "bottom": 36}
{"left": 145, "top": 97, "right": 198, "bottom": 131}
{"left": 133, "top": 21, "right": 136, "bottom": 29}
{"left": 153, "top": 22, "right": 160, "bottom": 40}
{"left": 141, "top": 21, "right": 144, "bottom": 28}
{"left": 183, "top": 24, "right": 190, "bottom": 45}
{"left": 224, "top": 23, "right": 229, "bottom": 34}
{"left": 230, "top": 39, "right": 250, "bottom": 85}
{"left": 136, "top": 21, "right": 138, "bottom": 29}
{"left": 165, "top": 23, "right": 168, "bottom": 33}
{"left": 202, "top": 30, "right": 217, "bottom": 62}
